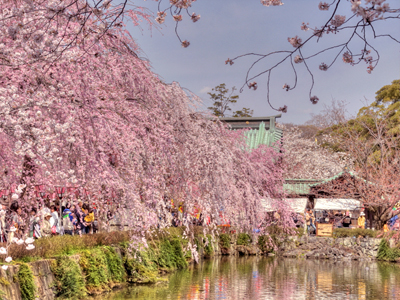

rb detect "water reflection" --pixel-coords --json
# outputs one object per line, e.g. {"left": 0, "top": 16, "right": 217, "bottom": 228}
{"left": 94, "top": 257, "right": 400, "bottom": 300}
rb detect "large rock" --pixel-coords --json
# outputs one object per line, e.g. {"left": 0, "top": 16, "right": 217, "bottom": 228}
{"left": 279, "top": 236, "right": 390, "bottom": 261}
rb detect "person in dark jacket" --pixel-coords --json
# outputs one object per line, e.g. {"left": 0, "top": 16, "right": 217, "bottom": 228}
{"left": 342, "top": 211, "right": 352, "bottom": 228}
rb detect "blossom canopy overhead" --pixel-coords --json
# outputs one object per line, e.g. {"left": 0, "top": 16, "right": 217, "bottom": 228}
{"left": 0, "top": 0, "right": 289, "bottom": 235}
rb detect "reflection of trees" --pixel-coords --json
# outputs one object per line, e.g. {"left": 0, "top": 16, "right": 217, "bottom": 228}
{"left": 96, "top": 258, "right": 400, "bottom": 300}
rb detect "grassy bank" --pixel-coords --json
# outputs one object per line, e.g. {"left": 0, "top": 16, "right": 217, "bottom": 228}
{"left": 6, "top": 230, "right": 195, "bottom": 299}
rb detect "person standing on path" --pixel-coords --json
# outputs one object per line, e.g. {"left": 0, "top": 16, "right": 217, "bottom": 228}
{"left": 358, "top": 212, "right": 366, "bottom": 229}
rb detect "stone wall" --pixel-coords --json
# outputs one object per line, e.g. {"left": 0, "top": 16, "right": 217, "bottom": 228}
{"left": 0, "top": 260, "right": 55, "bottom": 300}
{"left": 0, "top": 234, "right": 391, "bottom": 299}
{"left": 280, "top": 236, "right": 384, "bottom": 260}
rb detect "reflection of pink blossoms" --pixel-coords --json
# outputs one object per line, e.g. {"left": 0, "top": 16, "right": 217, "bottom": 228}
{"left": 288, "top": 36, "right": 302, "bottom": 48}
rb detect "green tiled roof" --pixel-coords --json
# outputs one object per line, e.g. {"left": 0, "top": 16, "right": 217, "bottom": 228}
{"left": 284, "top": 171, "right": 371, "bottom": 196}
{"left": 284, "top": 179, "right": 323, "bottom": 195}
{"left": 221, "top": 115, "right": 283, "bottom": 149}
{"left": 309, "top": 170, "right": 368, "bottom": 187}
{"left": 244, "top": 122, "right": 283, "bottom": 149}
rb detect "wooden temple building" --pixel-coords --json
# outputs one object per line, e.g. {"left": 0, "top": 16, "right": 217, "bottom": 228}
{"left": 220, "top": 116, "right": 376, "bottom": 226}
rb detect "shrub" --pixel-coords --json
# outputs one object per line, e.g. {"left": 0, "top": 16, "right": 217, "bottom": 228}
{"left": 377, "top": 239, "right": 400, "bottom": 262}
{"left": 158, "top": 239, "right": 188, "bottom": 269}
{"left": 79, "top": 249, "right": 110, "bottom": 291}
{"left": 121, "top": 244, "right": 159, "bottom": 283}
{"left": 103, "top": 247, "right": 126, "bottom": 282}
{"left": 257, "top": 235, "right": 274, "bottom": 253}
{"left": 51, "top": 256, "right": 86, "bottom": 299}
{"left": 237, "top": 233, "right": 252, "bottom": 246}
{"left": 219, "top": 234, "right": 231, "bottom": 249}
{"left": 17, "top": 263, "right": 36, "bottom": 300}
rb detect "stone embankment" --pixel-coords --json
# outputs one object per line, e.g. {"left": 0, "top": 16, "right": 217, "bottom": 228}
{"left": 0, "top": 260, "right": 55, "bottom": 300}
{"left": 0, "top": 232, "right": 395, "bottom": 300}
{"left": 280, "top": 236, "right": 385, "bottom": 260}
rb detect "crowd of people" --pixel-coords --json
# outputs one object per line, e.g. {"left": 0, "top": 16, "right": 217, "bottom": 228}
{"left": 3, "top": 196, "right": 399, "bottom": 242}
{"left": 0, "top": 199, "right": 111, "bottom": 242}
{"left": 293, "top": 209, "right": 370, "bottom": 235}
{"left": 293, "top": 208, "right": 400, "bottom": 235}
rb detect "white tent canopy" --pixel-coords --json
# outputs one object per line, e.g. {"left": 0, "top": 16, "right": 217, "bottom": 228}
{"left": 314, "top": 198, "right": 361, "bottom": 211}
{"left": 260, "top": 198, "right": 308, "bottom": 213}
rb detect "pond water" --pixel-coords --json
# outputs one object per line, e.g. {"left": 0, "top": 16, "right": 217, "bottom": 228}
{"left": 94, "top": 257, "right": 400, "bottom": 300}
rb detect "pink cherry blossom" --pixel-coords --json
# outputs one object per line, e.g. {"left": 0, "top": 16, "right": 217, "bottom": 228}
{"left": 287, "top": 36, "right": 302, "bottom": 48}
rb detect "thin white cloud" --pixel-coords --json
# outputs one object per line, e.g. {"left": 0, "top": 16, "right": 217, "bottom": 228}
{"left": 199, "top": 86, "right": 211, "bottom": 94}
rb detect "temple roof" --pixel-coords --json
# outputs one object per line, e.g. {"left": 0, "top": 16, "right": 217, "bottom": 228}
{"left": 284, "top": 179, "right": 324, "bottom": 196}
{"left": 220, "top": 115, "right": 283, "bottom": 149}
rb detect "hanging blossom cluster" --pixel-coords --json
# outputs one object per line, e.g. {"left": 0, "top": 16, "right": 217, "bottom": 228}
{"left": 154, "top": 0, "right": 201, "bottom": 47}
{"left": 0, "top": 0, "right": 290, "bottom": 252}
{"left": 0, "top": 188, "right": 35, "bottom": 270}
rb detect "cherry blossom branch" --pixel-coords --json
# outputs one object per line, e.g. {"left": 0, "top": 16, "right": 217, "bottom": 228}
{"left": 225, "top": 0, "right": 400, "bottom": 112}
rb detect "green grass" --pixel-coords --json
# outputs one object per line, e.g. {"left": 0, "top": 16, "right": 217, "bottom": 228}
{"left": 6, "top": 231, "right": 132, "bottom": 262}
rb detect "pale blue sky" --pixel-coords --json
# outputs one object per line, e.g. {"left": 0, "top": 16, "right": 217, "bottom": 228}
{"left": 128, "top": 0, "right": 399, "bottom": 124}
